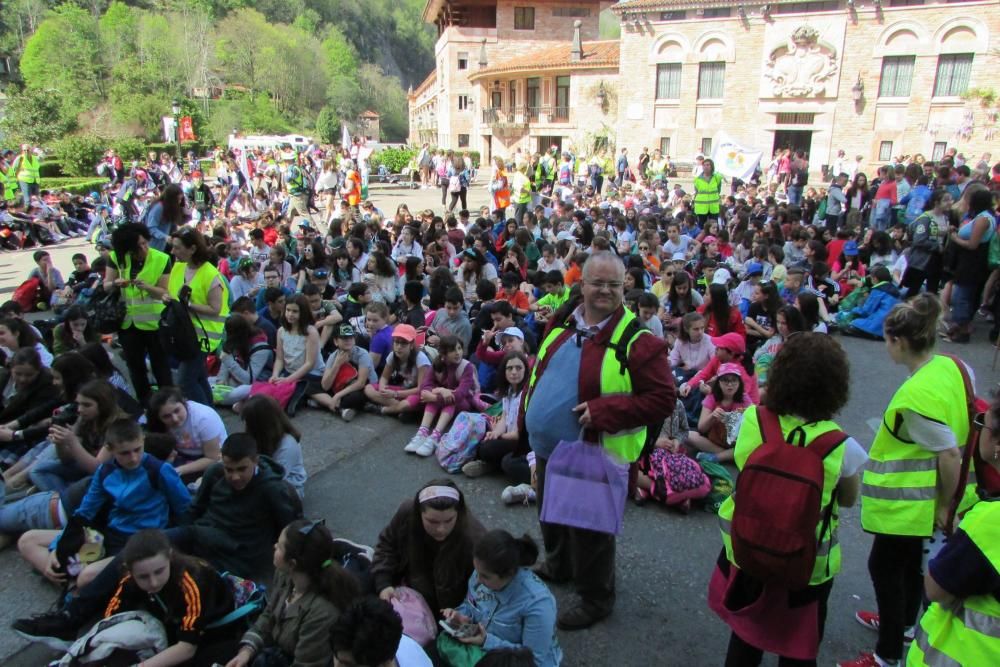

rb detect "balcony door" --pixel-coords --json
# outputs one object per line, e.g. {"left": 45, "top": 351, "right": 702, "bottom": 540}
{"left": 555, "top": 76, "right": 570, "bottom": 121}
{"left": 526, "top": 78, "right": 541, "bottom": 121}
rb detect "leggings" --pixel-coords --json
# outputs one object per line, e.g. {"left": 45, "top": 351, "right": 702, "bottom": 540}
{"left": 448, "top": 188, "right": 468, "bottom": 212}
{"left": 869, "top": 533, "right": 924, "bottom": 661}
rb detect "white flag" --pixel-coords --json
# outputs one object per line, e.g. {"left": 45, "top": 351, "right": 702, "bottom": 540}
{"left": 712, "top": 132, "right": 763, "bottom": 182}
{"left": 162, "top": 116, "right": 177, "bottom": 143}
{"left": 341, "top": 123, "right": 351, "bottom": 152}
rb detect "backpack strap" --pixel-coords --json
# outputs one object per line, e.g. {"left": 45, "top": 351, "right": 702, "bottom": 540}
{"left": 140, "top": 455, "right": 162, "bottom": 493}
{"left": 757, "top": 406, "right": 846, "bottom": 458}
{"left": 944, "top": 354, "right": 976, "bottom": 534}
{"left": 606, "top": 317, "right": 645, "bottom": 376}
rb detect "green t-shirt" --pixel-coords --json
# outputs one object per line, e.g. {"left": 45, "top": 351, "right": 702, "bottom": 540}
{"left": 536, "top": 287, "right": 570, "bottom": 311}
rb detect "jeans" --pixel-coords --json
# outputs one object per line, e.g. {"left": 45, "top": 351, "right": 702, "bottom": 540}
{"left": 448, "top": 187, "right": 467, "bottom": 212}
{"left": 118, "top": 326, "right": 174, "bottom": 407}
{"left": 178, "top": 351, "right": 213, "bottom": 406}
{"left": 223, "top": 184, "right": 239, "bottom": 215}
{"left": 19, "top": 181, "right": 38, "bottom": 207}
{"left": 787, "top": 185, "right": 803, "bottom": 206}
{"left": 0, "top": 491, "right": 59, "bottom": 534}
{"left": 869, "top": 534, "right": 924, "bottom": 661}
{"left": 950, "top": 282, "right": 980, "bottom": 326}
{"left": 30, "top": 458, "right": 88, "bottom": 495}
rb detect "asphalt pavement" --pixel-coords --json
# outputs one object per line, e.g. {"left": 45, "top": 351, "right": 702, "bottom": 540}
{"left": 0, "top": 184, "right": 998, "bottom": 665}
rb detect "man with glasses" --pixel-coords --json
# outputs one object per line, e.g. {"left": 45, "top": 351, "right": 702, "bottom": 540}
{"left": 522, "top": 252, "right": 674, "bottom": 630}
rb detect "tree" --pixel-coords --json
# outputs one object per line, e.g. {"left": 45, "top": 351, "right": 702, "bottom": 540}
{"left": 315, "top": 107, "right": 339, "bottom": 144}
{"left": 19, "top": 4, "right": 105, "bottom": 117}
{"left": 0, "top": 86, "right": 77, "bottom": 145}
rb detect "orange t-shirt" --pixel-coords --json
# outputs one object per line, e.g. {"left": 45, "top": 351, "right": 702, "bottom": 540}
{"left": 345, "top": 170, "right": 361, "bottom": 206}
{"left": 499, "top": 289, "right": 529, "bottom": 312}
{"left": 564, "top": 264, "right": 582, "bottom": 286}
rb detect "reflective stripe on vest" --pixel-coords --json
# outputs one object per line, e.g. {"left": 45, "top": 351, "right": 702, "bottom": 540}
{"left": 717, "top": 407, "right": 847, "bottom": 585}
{"left": 862, "top": 355, "right": 975, "bottom": 538}
{"left": 167, "top": 261, "right": 230, "bottom": 351}
{"left": 526, "top": 308, "right": 648, "bottom": 462}
{"left": 111, "top": 249, "right": 169, "bottom": 331}
{"left": 907, "top": 501, "right": 1000, "bottom": 666}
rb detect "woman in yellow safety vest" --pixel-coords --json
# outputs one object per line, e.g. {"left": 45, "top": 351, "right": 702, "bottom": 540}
{"left": 104, "top": 223, "right": 174, "bottom": 408}
{"left": 693, "top": 158, "right": 723, "bottom": 227}
{"left": 167, "top": 228, "right": 230, "bottom": 407}
{"left": 905, "top": 397, "right": 1000, "bottom": 666}
{"left": 710, "top": 332, "right": 868, "bottom": 666}
{"left": 840, "top": 293, "right": 979, "bottom": 667}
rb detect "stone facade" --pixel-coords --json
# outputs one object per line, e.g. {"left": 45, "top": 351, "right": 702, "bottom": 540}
{"left": 616, "top": 0, "right": 999, "bottom": 176}
{"left": 411, "top": 0, "right": 1000, "bottom": 175}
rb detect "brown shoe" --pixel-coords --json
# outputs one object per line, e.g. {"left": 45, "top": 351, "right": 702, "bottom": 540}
{"left": 556, "top": 602, "right": 611, "bottom": 631}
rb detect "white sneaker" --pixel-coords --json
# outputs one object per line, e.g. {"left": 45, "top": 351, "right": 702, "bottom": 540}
{"left": 461, "top": 460, "right": 489, "bottom": 477}
{"left": 501, "top": 483, "right": 537, "bottom": 505}
{"left": 340, "top": 408, "right": 357, "bottom": 422}
{"left": 415, "top": 437, "right": 438, "bottom": 457}
{"left": 404, "top": 433, "right": 427, "bottom": 453}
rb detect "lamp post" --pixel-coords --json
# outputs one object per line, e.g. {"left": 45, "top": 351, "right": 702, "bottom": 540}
{"left": 171, "top": 99, "right": 181, "bottom": 160}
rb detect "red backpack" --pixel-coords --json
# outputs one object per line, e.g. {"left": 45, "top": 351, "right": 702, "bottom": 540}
{"left": 730, "top": 406, "right": 846, "bottom": 590}
{"left": 11, "top": 277, "right": 41, "bottom": 312}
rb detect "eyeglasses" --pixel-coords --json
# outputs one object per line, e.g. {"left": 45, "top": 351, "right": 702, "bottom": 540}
{"left": 663, "top": 272, "right": 675, "bottom": 277}
{"left": 639, "top": 246, "right": 649, "bottom": 251}
{"left": 974, "top": 413, "right": 994, "bottom": 433}
{"left": 584, "top": 280, "right": 624, "bottom": 290}
{"left": 298, "top": 518, "right": 326, "bottom": 536}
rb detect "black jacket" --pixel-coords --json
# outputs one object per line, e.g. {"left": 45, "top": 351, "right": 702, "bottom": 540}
{"left": 185, "top": 456, "right": 302, "bottom": 581}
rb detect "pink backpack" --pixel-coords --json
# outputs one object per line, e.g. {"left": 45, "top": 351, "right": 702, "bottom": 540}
{"left": 637, "top": 450, "right": 711, "bottom": 507}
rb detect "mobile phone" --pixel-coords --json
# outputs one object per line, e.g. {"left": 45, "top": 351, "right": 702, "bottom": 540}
{"left": 438, "top": 619, "right": 478, "bottom": 638}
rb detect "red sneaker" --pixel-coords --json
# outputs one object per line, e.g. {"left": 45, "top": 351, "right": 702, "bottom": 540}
{"left": 855, "top": 610, "right": 879, "bottom": 631}
{"left": 837, "top": 653, "right": 878, "bottom": 667}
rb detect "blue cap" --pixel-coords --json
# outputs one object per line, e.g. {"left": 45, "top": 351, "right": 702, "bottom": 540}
{"left": 844, "top": 241, "right": 859, "bottom": 256}
{"left": 88, "top": 191, "right": 99, "bottom": 199}
{"left": 745, "top": 262, "right": 764, "bottom": 277}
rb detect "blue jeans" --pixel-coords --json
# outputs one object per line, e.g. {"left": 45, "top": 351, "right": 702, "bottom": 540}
{"left": 951, "top": 282, "right": 979, "bottom": 326}
{"left": 178, "top": 351, "right": 213, "bottom": 406}
{"left": 0, "top": 491, "right": 59, "bottom": 534}
{"left": 19, "top": 181, "right": 38, "bottom": 207}
{"left": 30, "top": 458, "right": 88, "bottom": 495}
{"left": 787, "top": 185, "right": 802, "bottom": 206}
{"left": 223, "top": 184, "right": 239, "bottom": 214}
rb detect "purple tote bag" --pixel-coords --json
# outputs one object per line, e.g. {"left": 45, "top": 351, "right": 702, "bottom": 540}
{"left": 540, "top": 438, "right": 629, "bottom": 535}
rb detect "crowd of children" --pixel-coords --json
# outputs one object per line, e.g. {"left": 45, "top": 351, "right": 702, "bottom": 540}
{"left": 0, "top": 143, "right": 999, "bottom": 666}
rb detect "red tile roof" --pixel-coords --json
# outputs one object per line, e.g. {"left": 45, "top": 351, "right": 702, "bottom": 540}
{"left": 469, "top": 41, "right": 619, "bottom": 80}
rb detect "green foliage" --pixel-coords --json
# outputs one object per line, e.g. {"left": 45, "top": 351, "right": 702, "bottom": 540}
{"left": 0, "top": 87, "right": 78, "bottom": 145}
{"left": 51, "top": 134, "right": 107, "bottom": 177}
{"left": 107, "top": 136, "right": 147, "bottom": 162}
{"left": 39, "top": 161, "right": 65, "bottom": 178}
{"left": 369, "top": 147, "right": 417, "bottom": 173}
{"left": 41, "top": 177, "right": 109, "bottom": 195}
{"left": 315, "top": 107, "right": 340, "bottom": 144}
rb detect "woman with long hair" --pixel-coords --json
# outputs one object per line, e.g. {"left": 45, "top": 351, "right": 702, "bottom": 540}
{"left": 225, "top": 519, "right": 360, "bottom": 667}
{"left": 371, "top": 479, "right": 486, "bottom": 615}
{"left": 147, "top": 386, "right": 226, "bottom": 480}
{"left": 143, "top": 183, "right": 187, "bottom": 251}
{"left": 30, "top": 378, "right": 125, "bottom": 493}
{"left": 168, "top": 228, "right": 231, "bottom": 406}
{"left": 239, "top": 395, "right": 306, "bottom": 498}
{"left": 699, "top": 283, "right": 745, "bottom": 337}
{"left": 52, "top": 305, "right": 99, "bottom": 355}
{"left": 216, "top": 315, "right": 274, "bottom": 408}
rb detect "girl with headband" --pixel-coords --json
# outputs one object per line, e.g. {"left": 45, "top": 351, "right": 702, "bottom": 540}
{"left": 225, "top": 519, "right": 361, "bottom": 667}
{"left": 371, "top": 479, "right": 485, "bottom": 617}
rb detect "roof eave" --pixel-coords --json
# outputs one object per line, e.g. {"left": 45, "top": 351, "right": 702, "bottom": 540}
{"left": 468, "top": 62, "right": 619, "bottom": 81}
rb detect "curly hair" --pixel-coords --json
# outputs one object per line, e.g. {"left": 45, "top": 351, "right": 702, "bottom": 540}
{"left": 764, "top": 332, "right": 849, "bottom": 422}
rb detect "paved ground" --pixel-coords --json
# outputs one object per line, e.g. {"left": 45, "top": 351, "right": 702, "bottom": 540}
{"left": 1, "top": 184, "right": 998, "bottom": 665}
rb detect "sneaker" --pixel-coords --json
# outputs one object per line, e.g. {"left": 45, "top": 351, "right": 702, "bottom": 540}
{"left": 695, "top": 451, "right": 719, "bottom": 463}
{"left": 501, "top": 483, "right": 537, "bottom": 505}
{"left": 404, "top": 433, "right": 427, "bottom": 453}
{"left": 12, "top": 610, "right": 78, "bottom": 650}
{"left": 340, "top": 408, "right": 357, "bottom": 422}
{"left": 362, "top": 403, "right": 382, "bottom": 415}
{"left": 855, "top": 610, "right": 879, "bottom": 632}
{"left": 837, "top": 654, "right": 879, "bottom": 667}
{"left": 461, "top": 460, "right": 489, "bottom": 477}
{"left": 415, "top": 437, "right": 437, "bottom": 457}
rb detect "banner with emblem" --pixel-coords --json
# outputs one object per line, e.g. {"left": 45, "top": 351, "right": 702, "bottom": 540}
{"left": 711, "top": 133, "right": 763, "bottom": 182}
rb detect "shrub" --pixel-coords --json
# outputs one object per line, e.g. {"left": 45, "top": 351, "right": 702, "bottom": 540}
{"left": 108, "top": 137, "right": 147, "bottom": 163}
{"left": 369, "top": 146, "right": 417, "bottom": 174}
{"left": 50, "top": 134, "right": 106, "bottom": 177}
{"left": 40, "top": 177, "right": 108, "bottom": 195}
{"left": 39, "top": 161, "right": 65, "bottom": 178}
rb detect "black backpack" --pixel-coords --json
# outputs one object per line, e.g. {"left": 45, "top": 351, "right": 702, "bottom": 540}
{"left": 158, "top": 285, "right": 208, "bottom": 360}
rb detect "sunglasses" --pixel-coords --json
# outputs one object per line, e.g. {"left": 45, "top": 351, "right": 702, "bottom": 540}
{"left": 298, "top": 519, "right": 326, "bottom": 536}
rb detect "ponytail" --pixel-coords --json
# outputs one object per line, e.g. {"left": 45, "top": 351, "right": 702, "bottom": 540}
{"left": 473, "top": 530, "right": 539, "bottom": 578}
{"left": 883, "top": 293, "right": 941, "bottom": 354}
{"left": 283, "top": 519, "right": 361, "bottom": 612}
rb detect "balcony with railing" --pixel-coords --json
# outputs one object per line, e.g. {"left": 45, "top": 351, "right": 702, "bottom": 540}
{"left": 481, "top": 106, "right": 573, "bottom": 133}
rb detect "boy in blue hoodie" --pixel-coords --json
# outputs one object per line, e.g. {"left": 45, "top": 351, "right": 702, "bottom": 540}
{"left": 15, "top": 419, "right": 190, "bottom": 591}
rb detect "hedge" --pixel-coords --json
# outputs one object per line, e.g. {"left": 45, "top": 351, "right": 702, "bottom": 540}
{"left": 41, "top": 177, "right": 108, "bottom": 195}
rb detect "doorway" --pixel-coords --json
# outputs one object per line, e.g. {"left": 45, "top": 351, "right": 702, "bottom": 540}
{"left": 537, "top": 136, "right": 562, "bottom": 154}
{"left": 772, "top": 130, "right": 812, "bottom": 157}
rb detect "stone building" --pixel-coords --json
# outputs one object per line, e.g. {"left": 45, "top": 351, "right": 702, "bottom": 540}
{"left": 410, "top": 0, "right": 999, "bottom": 175}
